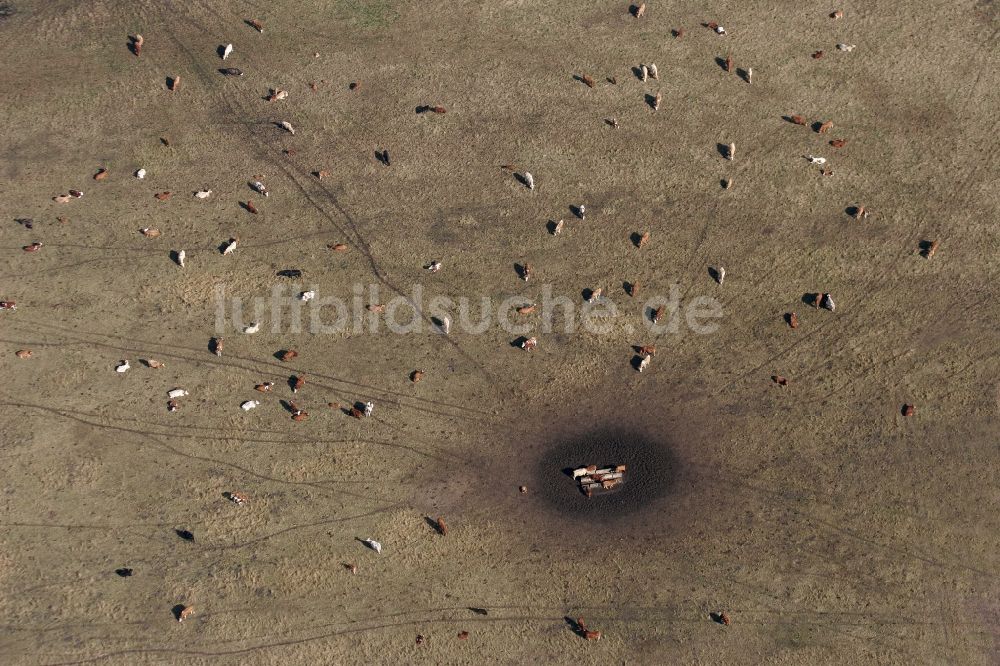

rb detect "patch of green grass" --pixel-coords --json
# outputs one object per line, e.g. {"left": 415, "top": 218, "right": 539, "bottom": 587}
{"left": 334, "top": 0, "right": 399, "bottom": 29}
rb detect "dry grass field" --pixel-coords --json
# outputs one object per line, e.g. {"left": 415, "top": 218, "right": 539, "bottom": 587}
{"left": 0, "top": 0, "right": 997, "bottom": 663}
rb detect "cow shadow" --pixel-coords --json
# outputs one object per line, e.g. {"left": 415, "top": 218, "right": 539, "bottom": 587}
{"left": 424, "top": 516, "right": 446, "bottom": 535}
{"left": 565, "top": 616, "right": 591, "bottom": 639}
{"left": 430, "top": 316, "right": 449, "bottom": 333}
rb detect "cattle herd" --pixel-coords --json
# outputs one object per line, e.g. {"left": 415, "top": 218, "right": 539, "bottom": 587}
{"left": 5, "top": 1, "right": 971, "bottom": 659}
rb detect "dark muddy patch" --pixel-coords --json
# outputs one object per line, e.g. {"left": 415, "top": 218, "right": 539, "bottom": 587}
{"left": 408, "top": 383, "right": 724, "bottom": 551}
{"left": 532, "top": 426, "right": 681, "bottom": 522}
